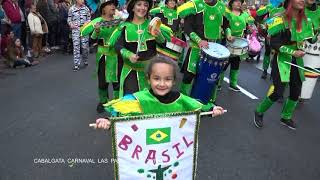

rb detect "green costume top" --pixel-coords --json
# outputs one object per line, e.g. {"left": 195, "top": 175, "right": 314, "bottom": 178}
{"left": 109, "top": 19, "right": 171, "bottom": 97}
{"left": 104, "top": 90, "right": 203, "bottom": 116}
{"left": 150, "top": 6, "right": 180, "bottom": 32}
{"left": 177, "top": 0, "right": 227, "bottom": 43}
{"left": 267, "top": 15, "right": 314, "bottom": 82}
{"left": 225, "top": 9, "right": 254, "bottom": 37}
{"left": 305, "top": 4, "right": 320, "bottom": 33}
{"left": 81, "top": 17, "right": 121, "bottom": 82}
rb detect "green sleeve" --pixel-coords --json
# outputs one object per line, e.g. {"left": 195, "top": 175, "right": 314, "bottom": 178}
{"left": 225, "top": 28, "right": 231, "bottom": 37}
{"left": 80, "top": 18, "right": 101, "bottom": 36}
{"left": 189, "top": 32, "right": 202, "bottom": 44}
{"left": 159, "top": 24, "right": 173, "bottom": 42}
{"left": 109, "top": 24, "right": 124, "bottom": 48}
{"left": 279, "top": 46, "right": 296, "bottom": 56}
{"left": 120, "top": 48, "right": 135, "bottom": 60}
{"left": 91, "top": 30, "right": 99, "bottom": 39}
{"left": 150, "top": 7, "right": 161, "bottom": 16}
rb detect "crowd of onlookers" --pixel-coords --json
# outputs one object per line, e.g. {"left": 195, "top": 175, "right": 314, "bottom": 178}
{"left": 0, "top": 0, "right": 72, "bottom": 68}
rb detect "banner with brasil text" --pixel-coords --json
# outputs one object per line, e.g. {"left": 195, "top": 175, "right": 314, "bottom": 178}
{"left": 111, "top": 111, "right": 201, "bottom": 180}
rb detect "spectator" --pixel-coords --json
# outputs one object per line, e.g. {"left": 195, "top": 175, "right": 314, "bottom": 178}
{"left": 2, "top": 0, "right": 22, "bottom": 39}
{"left": 5, "top": 38, "right": 39, "bottom": 68}
{"left": 57, "top": 0, "right": 70, "bottom": 52}
{"left": 67, "top": 0, "right": 90, "bottom": 71}
{"left": 1, "top": 30, "right": 14, "bottom": 59}
{"left": 28, "top": 4, "right": 48, "bottom": 58}
{"left": 37, "top": 0, "right": 59, "bottom": 49}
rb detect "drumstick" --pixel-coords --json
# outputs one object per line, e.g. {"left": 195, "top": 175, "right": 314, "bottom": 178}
{"left": 200, "top": 110, "right": 228, "bottom": 116}
{"left": 284, "top": 61, "right": 320, "bottom": 75}
{"left": 89, "top": 110, "right": 228, "bottom": 128}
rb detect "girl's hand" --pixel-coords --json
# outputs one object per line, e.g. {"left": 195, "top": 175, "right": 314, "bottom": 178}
{"left": 152, "top": 29, "right": 160, "bottom": 36}
{"left": 212, "top": 106, "right": 225, "bottom": 117}
{"left": 96, "top": 118, "right": 111, "bottom": 130}
{"left": 198, "top": 40, "right": 209, "bottom": 49}
{"left": 293, "top": 50, "right": 305, "bottom": 58}
{"left": 129, "top": 54, "right": 139, "bottom": 63}
{"left": 94, "top": 22, "right": 100, "bottom": 32}
{"left": 227, "top": 36, "right": 235, "bottom": 42}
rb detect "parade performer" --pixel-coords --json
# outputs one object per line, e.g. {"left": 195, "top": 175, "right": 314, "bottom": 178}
{"left": 177, "top": 0, "right": 228, "bottom": 105}
{"left": 81, "top": 0, "right": 122, "bottom": 113}
{"left": 221, "top": 0, "right": 254, "bottom": 91}
{"left": 109, "top": 0, "right": 170, "bottom": 97}
{"left": 254, "top": 0, "right": 314, "bottom": 130}
{"left": 94, "top": 57, "right": 225, "bottom": 129}
{"left": 256, "top": 1, "right": 285, "bottom": 79}
{"left": 68, "top": 0, "right": 91, "bottom": 71}
{"left": 150, "top": 0, "right": 184, "bottom": 61}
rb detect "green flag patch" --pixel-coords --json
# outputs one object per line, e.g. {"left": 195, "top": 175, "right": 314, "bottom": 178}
{"left": 146, "top": 127, "right": 171, "bottom": 145}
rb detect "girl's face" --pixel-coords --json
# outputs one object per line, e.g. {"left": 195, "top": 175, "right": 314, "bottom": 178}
{"left": 15, "top": 39, "right": 21, "bottom": 47}
{"left": 232, "top": 0, "right": 242, "bottom": 10}
{"left": 9, "top": 32, "right": 14, "bottom": 38}
{"left": 133, "top": 0, "right": 149, "bottom": 19}
{"left": 292, "top": 0, "right": 305, "bottom": 10}
{"left": 76, "top": 0, "right": 83, "bottom": 5}
{"left": 103, "top": 4, "right": 116, "bottom": 16}
{"left": 148, "top": 63, "right": 175, "bottom": 96}
{"left": 167, "top": 0, "right": 176, "bottom": 9}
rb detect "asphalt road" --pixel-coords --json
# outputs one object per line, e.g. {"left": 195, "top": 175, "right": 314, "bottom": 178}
{"left": 0, "top": 53, "right": 319, "bottom": 180}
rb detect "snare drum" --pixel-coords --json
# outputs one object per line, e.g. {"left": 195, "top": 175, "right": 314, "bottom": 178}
{"left": 190, "top": 42, "right": 230, "bottom": 104}
{"left": 227, "top": 37, "right": 249, "bottom": 56}
{"left": 157, "top": 36, "right": 187, "bottom": 61}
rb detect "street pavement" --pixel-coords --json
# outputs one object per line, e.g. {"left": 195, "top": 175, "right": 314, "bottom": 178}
{"left": 0, "top": 53, "right": 319, "bottom": 180}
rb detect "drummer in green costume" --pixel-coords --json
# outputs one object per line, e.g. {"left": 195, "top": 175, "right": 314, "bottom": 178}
{"left": 80, "top": 0, "right": 122, "bottom": 113}
{"left": 254, "top": 0, "right": 315, "bottom": 130}
{"left": 220, "top": 0, "right": 254, "bottom": 91}
{"left": 177, "top": 0, "right": 228, "bottom": 108}
{"left": 93, "top": 57, "right": 225, "bottom": 129}
{"left": 150, "top": 0, "right": 183, "bottom": 62}
{"left": 108, "top": 0, "right": 169, "bottom": 97}
{"left": 256, "top": 2, "right": 285, "bottom": 79}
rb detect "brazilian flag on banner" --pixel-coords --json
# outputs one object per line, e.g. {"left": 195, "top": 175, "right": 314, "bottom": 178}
{"left": 146, "top": 127, "right": 171, "bottom": 145}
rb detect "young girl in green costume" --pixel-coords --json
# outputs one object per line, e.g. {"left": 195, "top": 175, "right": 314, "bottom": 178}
{"left": 81, "top": 0, "right": 122, "bottom": 113}
{"left": 109, "top": 0, "right": 169, "bottom": 98}
{"left": 94, "top": 57, "right": 225, "bottom": 129}
{"left": 254, "top": 0, "right": 315, "bottom": 130}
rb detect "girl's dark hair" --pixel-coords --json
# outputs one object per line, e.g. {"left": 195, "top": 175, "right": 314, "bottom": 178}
{"left": 126, "top": 0, "right": 152, "bottom": 22}
{"left": 146, "top": 56, "right": 178, "bottom": 80}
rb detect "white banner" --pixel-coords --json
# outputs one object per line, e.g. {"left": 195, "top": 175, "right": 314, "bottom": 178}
{"left": 112, "top": 112, "right": 200, "bottom": 180}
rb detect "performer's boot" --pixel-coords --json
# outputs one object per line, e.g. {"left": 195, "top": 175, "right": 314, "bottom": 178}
{"left": 97, "top": 89, "right": 108, "bottom": 113}
{"left": 229, "top": 70, "right": 240, "bottom": 92}
{"left": 261, "top": 55, "right": 270, "bottom": 79}
{"left": 254, "top": 96, "right": 274, "bottom": 128}
{"left": 113, "top": 90, "right": 119, "bottom": 100}
{"left": 180, "top": 83, "right": 192, "bottom": 95}
{"left": 280, "top": 98, "right": 298, "bottom": 130}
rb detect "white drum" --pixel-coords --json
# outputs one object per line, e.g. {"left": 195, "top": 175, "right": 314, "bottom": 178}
{"left": 226, "top": 37, "right": 249, "bottom": 56}
{"left": 300, "top": 73, "right": 319, "bottom": 99}
{"left": 300, "top": 41, "right": 320, "bottom": 99}
{"left": 303, "top": 40, "right": 320, "bottom": 56}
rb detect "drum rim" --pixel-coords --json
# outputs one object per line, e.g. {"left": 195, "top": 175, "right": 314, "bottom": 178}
{"left": 202, "top": 42, "right": 231, "bottom": 58}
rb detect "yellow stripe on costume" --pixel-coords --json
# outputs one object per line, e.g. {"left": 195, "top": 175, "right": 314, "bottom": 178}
{"left": 177, "top": 1, "right": 194, "bottom": 15}
{"left": 104, "top": 100, "right": 142, "bottom": 114}
{"left": 267, "top": 85, "right": 274, "bottom": 97}
{"left": 268, "top": 17, "right": 284, "bottom": 29}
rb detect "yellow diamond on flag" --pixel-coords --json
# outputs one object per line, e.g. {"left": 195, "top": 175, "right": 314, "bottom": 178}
{"left": 150, "top": 130, "right": 168, "bottom": 142}
{"left": 146, "top": 127, "right": 171, "bottom": 145}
